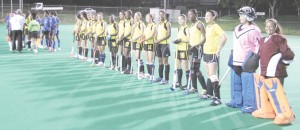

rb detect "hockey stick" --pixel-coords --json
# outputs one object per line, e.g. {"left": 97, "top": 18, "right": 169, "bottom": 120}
{"left": 149, "top": 44, "right": 156, "bottom": 83}
{"left": 184, "top": 53, "right": 195, "bottom": 96}
{"left": 170, "top": 49, "right": 178, "bottom": 91}
{"left": 218, "top": 67, "right": 231, "bottom": 86}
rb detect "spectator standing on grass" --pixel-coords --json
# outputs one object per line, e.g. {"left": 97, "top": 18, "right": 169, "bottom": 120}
{"left": 10, "top": 9, "right": 25, "bottom": 53}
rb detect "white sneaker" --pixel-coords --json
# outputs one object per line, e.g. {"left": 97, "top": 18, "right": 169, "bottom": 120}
{"left": 87, "top": 58, "right": 93, "bottom": 62}
{"left": 34, "top": 50, "right": 38, "bottom": 53}
{"left": 97, "top": 62, "right": 104, "bottom": 66}
{"left": 38, "top": 45, "right": 44, "bottom": 48}
{"left": 58, "top": 48, "right": 61, "bottom": 51}
{"left": 144, "top": 73, "right": 150, "bottom": 78}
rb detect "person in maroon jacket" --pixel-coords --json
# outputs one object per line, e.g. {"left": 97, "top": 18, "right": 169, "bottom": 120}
{"left": 258, "top": 19, "right": 295, "bottom": 84}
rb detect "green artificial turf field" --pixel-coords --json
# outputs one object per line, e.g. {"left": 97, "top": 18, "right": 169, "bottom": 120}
{"left": 0, "top": 24, "right": 299, "bottom": 130}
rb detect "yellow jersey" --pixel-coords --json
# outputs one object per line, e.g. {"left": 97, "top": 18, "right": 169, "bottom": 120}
{"left": 107, "top": 22, "right": 117, "bottom": 40}
{"left": 80, "top": 19, "right": 88, "bottom": 35}
{"left": 124, "top": 18, "right": 134, "bottom": 39}
{"left": 144, "top": 22, "right": 156, "bottom": 44}
{"left": 118, "top": 19, "right": 125, "bottom": 39}
{"left": 176, "top": 25, "right": 189, "bottom": 51}
{"left": 95, "top": 20, "right": 106, "bottom": 37}
{"left": 204, "top": 23, "right": 225, "bottom": 54}
{"left": 157, "top": 20, "right": 170, "bottom": 44}
{"left": 189, "top": 21, "right": 203, "bottom": 46}
{"left": 25, "top": 16, "right": 32, "bottom": 29}
{"left": 74, "top": 20, "right": 81, "bottom": 34}
{"left": 132, "top": 21, "right": 145, "bottom": 42}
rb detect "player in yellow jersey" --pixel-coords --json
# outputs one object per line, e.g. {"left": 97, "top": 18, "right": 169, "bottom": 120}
{"left": 142, "top": 13, "right": 156, "bottom": 79}
{"left": 24, "top": 11, "right": 32, "bottom": 50}
{"left": 122, "top": 10, "right": 134, "bottom": 74}
{"left": 117, "top": 11, "right": 126, "bottom": 72}
{"left": 153, "top": 10, "right": 171, "bottom": 85}
{"left": 94, "top": 12, "right": 107, "bottom": 66}
{"left": 71, "top": 13, "right": 81, "bottom": 56}
{"left": 107, "top": 14, "right": 119, "bottom": 70}
{"left": 187, "top": 9, "right": 207, "bottom": 94}
{"left": 172, "top": 14, "right": 190, "bottom": 90}
{"left": 201, "top": 10, "right": 227, "bottom": 106}
{"left": 131, "top": 12, "right": 145, "bottom": 78}
{"left": 78, "top": 12, "right": 88, "bottom": 59}
{"left": 87, "top": 12, "right": 97, "bottom": 62}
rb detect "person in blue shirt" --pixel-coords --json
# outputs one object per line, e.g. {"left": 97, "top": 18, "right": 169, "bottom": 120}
{"left": 41, "top": 11, "right": 51, "bottom": 49}
{"left": 5, "top": 13, "right": 12, "bottom": 51}
{"left": 49, "top": 11, "right": 57, "bottom": 52}
{"left": 54, "top": 11, "right": 61, "bottom": 50}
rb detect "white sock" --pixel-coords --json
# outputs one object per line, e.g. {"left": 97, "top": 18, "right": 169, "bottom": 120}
{"left": 8, "top": 42, "right": 12, "bottom": 50}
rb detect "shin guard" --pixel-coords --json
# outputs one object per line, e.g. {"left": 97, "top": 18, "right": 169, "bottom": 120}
{"left": 264, "top": 78, "right": 295, "bottom": 125}
{"left": 226, "top": 69, "right": 243, "bottom": 108}
{"left": 252, "top": 74, "right": 275, "bottom": 119}
{"left": 241, "top": 72, "right": 257, "bottom": 113}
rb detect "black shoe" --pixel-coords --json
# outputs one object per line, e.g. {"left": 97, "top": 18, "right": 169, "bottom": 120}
{"left": 180, "top": 85, "right": 187, "bottom": 90}
{"left": 210, "top": 97, "right": 222, "bottom": 106}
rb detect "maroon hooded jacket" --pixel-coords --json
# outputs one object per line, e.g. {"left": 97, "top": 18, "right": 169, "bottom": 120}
{"left": 258, "top": 34, "right": 294, "bottom": 78}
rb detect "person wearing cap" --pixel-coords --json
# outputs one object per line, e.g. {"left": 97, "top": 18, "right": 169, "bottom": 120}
{"left": 10, "top": 9, "right": 25, "bottom": 53}
{"left": 226, "top": 6, "right": 261, "bottom": 113}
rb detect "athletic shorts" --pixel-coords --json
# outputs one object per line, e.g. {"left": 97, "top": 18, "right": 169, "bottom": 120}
{"left": 118, "top": 40, "right": 123, "bottom": 46}
{"left": 156, "top": 44, "right": 170, "bottom": 58}
{"left": 97, "top": 37, "right": 105, "bottom": 46}
{"left": 144, "top": 44, "right": 154, "bottom": 51}
{"left": 176, "top": 50, "right": 189, "bottom": 60}
{"left": 189, "top": 45, "right": 203, "bottom": 60}
{"left": 7, "top": 29, "right": 12, "bottom": 36}
{"left": 50, "top": 29, "right": 55, "bottom": 36}
{"left": 30, "top": 31, "right": 40, "bottom": 39}
{"left": 203, "top": 53, "right": 219, "bottom": 63}
{"left": 75, "top": 33, "right": 81, "bottom": 41}
{"left": 109, "top": 39, "right": 118, "bottom": 53}
{"left": 133, "top": 42, "right": 143, "bottom": 51}
{"left": 123, "top": 38, "right": 131, "bottom": 49}
{"left": 81, "top": 34, "right": 88, "bottom": 41}
{"left": 89, "top": 35, "right": 95, "bottom": 42}
{"left": 42, "top": 31, "right": 50, "bottom": 36}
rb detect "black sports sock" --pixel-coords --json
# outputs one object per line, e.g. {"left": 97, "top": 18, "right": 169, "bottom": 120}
{"left": 112, "top": 55, "right": 116, "bottom": 66}
{"left": 197, "top": 71, "right": 207, "bottom": 90}
{"left": 206, "top": 78, "right": 213, "bottom": 96}
{"left": 186, "top": 70, "right": 190, "bottom": 86}
{"left": 85, "top": 48, "right": 88, "bottom": 57}
{"left": 192, "top": 73, "right": 198, "bottom": 90}
{"left": 165, "top": 65, "right": 170, "bottom": 80}
{"left": 79, "top": 47, "right": 82, "bottom": 55}
{"left": 177, "top": 69, "right": 183, "bottom": 84}
{"left": 127, "top": 57, "right": 131, "bottom": 70}
{"left": 122, "top": 56, "right": 126, "bottom": 70}
{"left": 91, "top": 49, "right": 94, "bottom": 58}
{"left": 159, "top": 64, "right": 164, "bottom": 79}
{"left": 95, "top": 50, "right": 99, "bottom": 63}
{"left": 212, "top": 81, "right": 220, "bottom": 99}
{"left": 147, "top": 64, "right": 151, "bottom": 74}
{"left": 27, "top": 41, "right": 31, "bottom": 48}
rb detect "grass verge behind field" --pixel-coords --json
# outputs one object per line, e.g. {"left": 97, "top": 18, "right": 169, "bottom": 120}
{"left": 56, "top": 14, "right": 300, "bottom": 35}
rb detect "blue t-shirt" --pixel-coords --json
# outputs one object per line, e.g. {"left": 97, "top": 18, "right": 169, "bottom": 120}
{"left": 5, "top": 16, "right": 10, "bottom": 29}
{"left": 50, "top": 16, "right": 57, "bottom": 30}
{"left": 55, "top": 16, "right": 60, "bottom": 32}
{"left": 42, "top": 16, "right": 50, "bottom": 31}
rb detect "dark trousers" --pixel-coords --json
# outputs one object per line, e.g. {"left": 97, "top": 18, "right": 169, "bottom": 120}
{"left": 12, "top": 30, "right": 23, "bottom": 52}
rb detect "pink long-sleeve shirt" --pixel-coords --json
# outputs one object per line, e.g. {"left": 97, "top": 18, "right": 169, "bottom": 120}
{"left": 233, "top": 24, "right": 261, "bottom": 66}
